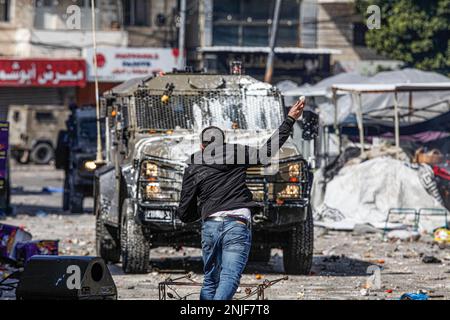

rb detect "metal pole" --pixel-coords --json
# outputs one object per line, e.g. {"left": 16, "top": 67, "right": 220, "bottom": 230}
{"left": 91, "top": 0, "right": 103, "bottom": 163}
{"left": 394, "top": 91, "right": 400, "bottom": 157}
{"left": 332, "top": 88, "right": 341, "bottom": 153}
{"left": 178, "top": 0, "right": 186, "bottom": 70}
{"left": 408, "top": 91, "right": 412, "bottom": 123}
{"left": 357, "top": 93, "right": 364, "bottom": 154}
{"left": 264, "top": 0, "right": 282, "bottom": 83}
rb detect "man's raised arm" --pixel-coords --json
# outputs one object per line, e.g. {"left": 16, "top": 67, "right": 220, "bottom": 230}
{"left": 244, "top": 97, "right": 305, "bottom": 165}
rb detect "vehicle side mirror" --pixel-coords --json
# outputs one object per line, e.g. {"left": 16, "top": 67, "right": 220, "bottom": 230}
{"left": 301, "top": 110, "right": 319, "bottom": 140}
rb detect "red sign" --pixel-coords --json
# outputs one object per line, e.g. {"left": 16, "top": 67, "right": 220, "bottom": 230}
{"left": 0, "top": 59, "right": 86, "bottom": 87}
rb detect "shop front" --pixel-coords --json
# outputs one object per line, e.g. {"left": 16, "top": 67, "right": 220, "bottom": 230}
{"left": 0, "top": 58, "right": 86, "bottom": 119}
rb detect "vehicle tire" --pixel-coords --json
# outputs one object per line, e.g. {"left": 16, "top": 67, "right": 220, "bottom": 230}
{"left": 65, "top": 172, "right": 83, "bottom": 213}
{"left": 283, "top": 205, "right": 314, "bottom": 275}
{"left": 62, "top": 174, "right": 70, "bottom": 211}
{"left": 69, "top": 192, "right": 83, "bottom": 213}
{"left": 30, "top": 143, "right": 54, "bottom": 164}
{"left": 15, "top": 150, "right": 29, "bottom": 164}
{"left": 120, "top": 199, "right": 150, "bottom": 274}
{"left": 96, "top": 213, "right": 121, "bottom": 263}
{"left": 249, "top": 245, "right": 271, "bottom": 263}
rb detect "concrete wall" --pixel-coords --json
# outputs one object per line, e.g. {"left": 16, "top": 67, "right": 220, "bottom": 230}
{"left": 0, "top": 0, "right": 177, "bottom": 58}
{"left": 316, "top": 0, "right": 381, "bottom": 64}
{"left": 125, "top": 0, "right": 178, "bottom": 47}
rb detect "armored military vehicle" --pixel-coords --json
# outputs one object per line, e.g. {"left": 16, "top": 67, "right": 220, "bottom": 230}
{"left": 55, "top": 107, "right": 99, "bottom": 213}
{"left": 8, "top": 105, "right": 70, "bottom": 164}
{"left": 94, "top": 71, "right": 317, "bottom": 274}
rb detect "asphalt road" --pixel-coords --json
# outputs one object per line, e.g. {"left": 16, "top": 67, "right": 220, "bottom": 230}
{"left": 2, "top": 163, "right": 449, "bottom": 300}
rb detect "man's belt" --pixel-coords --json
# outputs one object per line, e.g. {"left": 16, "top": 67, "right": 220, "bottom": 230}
{"left": 205, "top": 215, "right": 251, "bottom": 227}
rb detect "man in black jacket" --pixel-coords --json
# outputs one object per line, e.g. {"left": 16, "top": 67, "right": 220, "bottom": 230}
{"left": 176, "top": 99, "right": 305, "bottom": 300}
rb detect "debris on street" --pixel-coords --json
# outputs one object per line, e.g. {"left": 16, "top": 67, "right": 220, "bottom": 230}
{"left": 400, "top": 292, "right": 429, "bottom": 300}
{"left": 421, "top": 255, "right": 442, "bottom": 264}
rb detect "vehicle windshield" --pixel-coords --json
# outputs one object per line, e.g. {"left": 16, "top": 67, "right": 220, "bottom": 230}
{"left": 77, "top": 119, "right": 104, "bottom": 143}
{"left": 135, "top": 92, "right": 283, "bottom": 131}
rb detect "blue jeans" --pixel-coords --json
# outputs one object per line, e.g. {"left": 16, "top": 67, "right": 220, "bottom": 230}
{"left": 200, "top": 218, "right": 252, "bottom": 300}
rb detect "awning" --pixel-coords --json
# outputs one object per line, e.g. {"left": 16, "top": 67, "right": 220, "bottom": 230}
{"left": 330, "top": 82, "right": 450, "bottom": 154}
{"left": 332, "top": 82, "right": 450, "bottom": 93}
{"left": 198, "top": 46, "right": 341, "bottom": 55}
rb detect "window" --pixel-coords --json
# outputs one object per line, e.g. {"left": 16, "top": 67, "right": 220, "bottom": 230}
{"left": 353, "top": 22, "right": 367, "bottom": 46}
{"left": 35, "top": 0, "right": 93, "bottom": 7}
{"left": 0, "top": 0, "right": 9, "bottom": 22}
{"left": 243, "top": 27, "right": 268, "bottom": 46}
{"left": 35, "top": 112, "right": 56, "bottom": 123}
{"left": 13, "top": 111, "right": 20, "bottom": 122}
{"left": 212, "top": 0, "right": 300, "bottom": 47}
{"left": 122, "top": 0, "right": 150, "bottom": 26}
{"left": 213, "top": 26, "right": 239, "bottom": 46}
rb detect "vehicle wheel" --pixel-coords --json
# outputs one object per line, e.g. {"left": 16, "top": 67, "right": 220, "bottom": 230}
{"left": 69, "top": 192, "right": 83, "bottom": 213}
{"left": 30, "top": 143, "right": 54, "bottom": 164}
{"left": 62, "top": 174, "right": 70, "bottom": 211}
{"left": 96, "top": 212, "right": 121, "bottom": 263}
{"left": 120, "top": 199, "right": 150, "bottom": 274}
{"left": 14, "top": 150, "right": 29, "bottom": 164}
{"left": 249, "top": 245, "right": 271, "bottom": 263}
{"left": 283, "top": 205, "right": 314, "bottom": 275}
{"left": 66, "top": 172, "right": 83, "bottom": 213}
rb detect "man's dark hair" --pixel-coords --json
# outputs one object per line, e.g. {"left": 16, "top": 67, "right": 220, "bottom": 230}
{"left": 201, "top": 126, "right": 225, "bottom": 147}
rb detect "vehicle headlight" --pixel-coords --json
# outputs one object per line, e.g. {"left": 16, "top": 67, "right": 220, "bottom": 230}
{"left": 142, "top": 161, "right": 158, "bottom": 178}
{"left": 277, "top": 184, "right": 301, "bottom": 199}
{"left": 288, "top": 163, "right": 301, "bottom": 182}
{"left": 145, "top": 183, "right": 162, "bottom": 199}
{"left": 142, "top": 182, "right": 179, "bottom": 201}
{"left": 84, "top": 160, "right": 97, "bottom": 171}
{"left": 140, "top": 161, "right": 183, "bottom": 202}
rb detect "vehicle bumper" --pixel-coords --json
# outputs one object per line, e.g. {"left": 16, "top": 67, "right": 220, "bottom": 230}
{"left": 137, "top": 200, "right": 309, "bottom": 232}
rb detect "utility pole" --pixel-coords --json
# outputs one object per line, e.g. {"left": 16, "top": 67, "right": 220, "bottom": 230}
{"left": 91, "top": 0, "right": 104, "bottom": 164}
{"left": 264, "top": 0, "right": 282, "bottom": 83}
{"left": 178, "top": 0, "right": 186, "bottom": 70}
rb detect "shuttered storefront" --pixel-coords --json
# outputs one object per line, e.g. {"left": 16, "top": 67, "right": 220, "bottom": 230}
{"left": 0, "top": 87, "right": 75, "bottom": 120}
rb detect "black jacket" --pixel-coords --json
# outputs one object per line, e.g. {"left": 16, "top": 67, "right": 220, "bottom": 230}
{"left": 176, "top": 116, "right": 296, "bottom": 223}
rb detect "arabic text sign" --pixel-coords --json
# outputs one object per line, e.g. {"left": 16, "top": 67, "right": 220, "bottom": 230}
{"left": 0, "top": 59, "right": 86, "bottom": 87}
{"left": 85, "top": 47, "right": 179, "bottom": 82}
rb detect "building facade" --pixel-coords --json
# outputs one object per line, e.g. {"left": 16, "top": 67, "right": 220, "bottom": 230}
{"left": 185, "top": 0, "right": 389, "bottom": 84}
{"left": 0, "top": 0, "right": 178, "bottom": 112}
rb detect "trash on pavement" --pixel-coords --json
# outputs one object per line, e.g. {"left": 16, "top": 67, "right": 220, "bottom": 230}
{"left": 0, "top": 223, "right": 59, "bottom": 266}
{"left": 35, "top": 210, "right": 48, "bottom": 217}
{"left": 41, "top": 186, "right": 64, "bottom": 194}
{"left": 400, "top": 292, "right": 429, "bottom": 300}
{"left": 0, "top": 223, "right": 32, "bottom": 261}
{"left": 422, "top": 255, "right": 442, "bottom": 264}
{"left": 360, "top": 288, "right": 369, "bottom": 296}
{"left": 434, "top": 227, "right": 450, "bottom": 246}
{"left": 15, "top": 240, "right": 59, "bottom": 264}
{"left": 386, "top": 230, "right": 421, "bottom": 242}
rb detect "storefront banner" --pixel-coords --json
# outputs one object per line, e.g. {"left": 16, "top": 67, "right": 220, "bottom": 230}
{"left": 0, "top": 59, "right": 86, "bottom": 87}
{"left": 84, "top": 47, "right": 179, "bottom": 82}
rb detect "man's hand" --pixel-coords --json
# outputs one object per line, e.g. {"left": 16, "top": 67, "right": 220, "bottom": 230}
{"left": 288, "top": 96, "right": 305, "bottom": 120}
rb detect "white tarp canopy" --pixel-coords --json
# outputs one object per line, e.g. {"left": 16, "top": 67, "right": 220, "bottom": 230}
{"left": 320, "top": 68, "right": 450, "bottom": 126}
{"left": 282, "top": 72, "right": 369, "bottom": 98}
